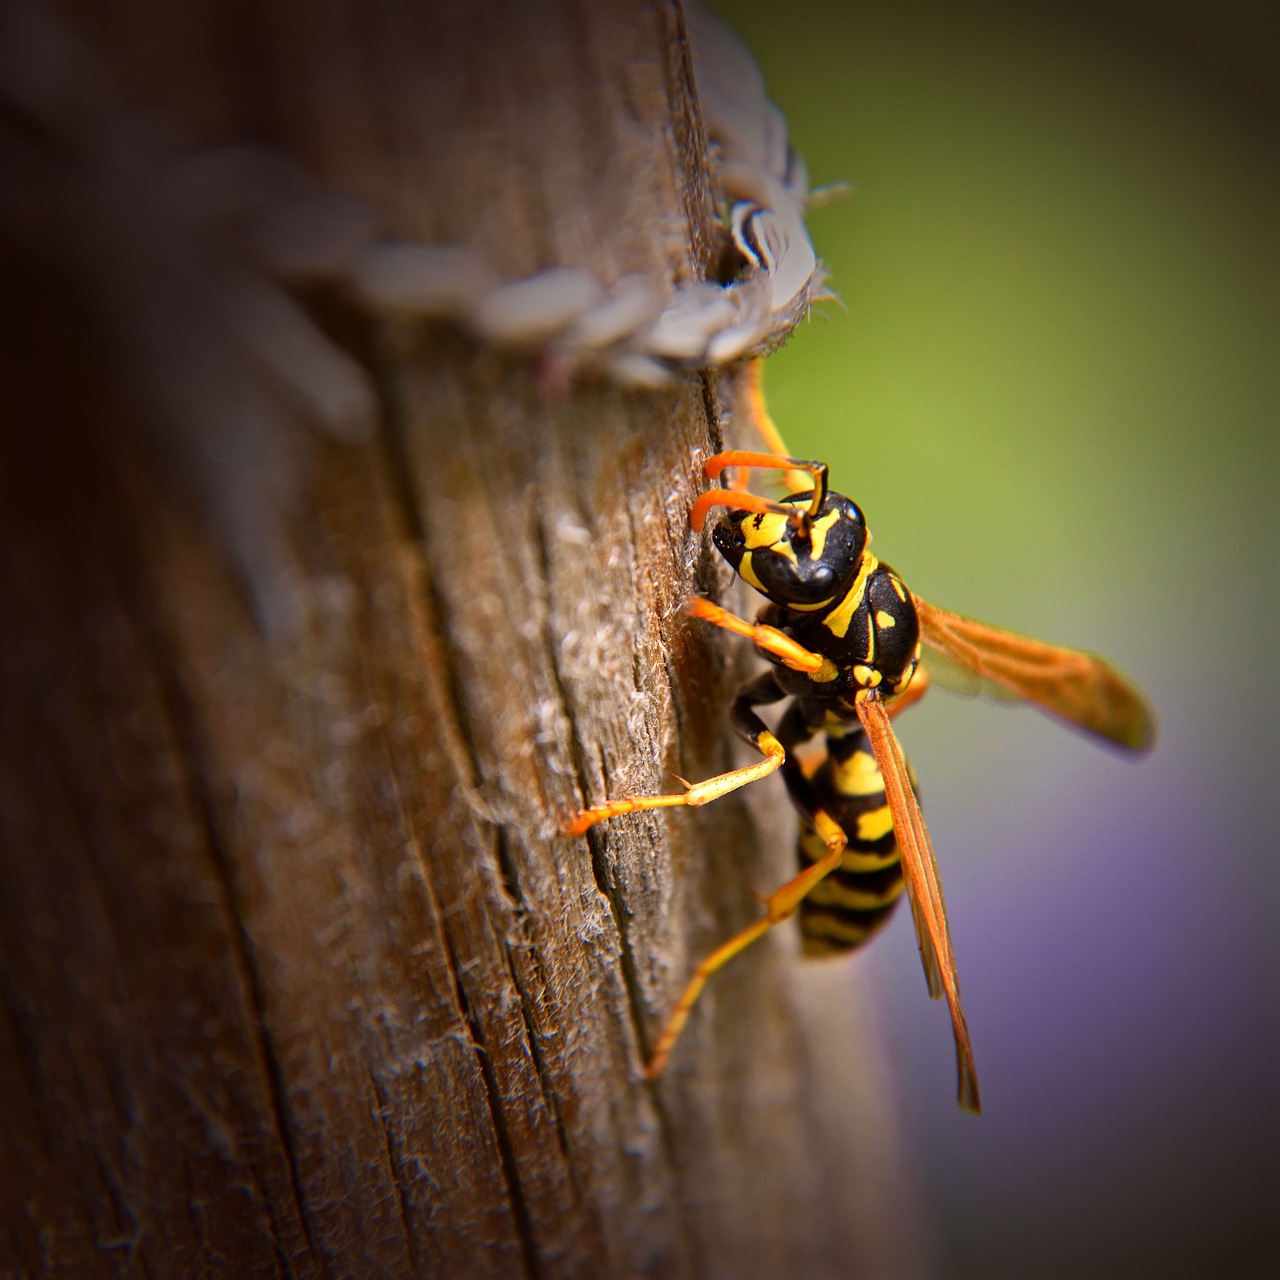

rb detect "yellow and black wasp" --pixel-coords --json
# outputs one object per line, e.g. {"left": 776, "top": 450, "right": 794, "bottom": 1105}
{"left": 568, "top": 443, "right": 1153, "bottom": 1113}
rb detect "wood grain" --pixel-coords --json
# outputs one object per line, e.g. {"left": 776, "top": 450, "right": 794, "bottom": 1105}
{"left": 0, "top": 2, "right": 929, "bottom": 1275}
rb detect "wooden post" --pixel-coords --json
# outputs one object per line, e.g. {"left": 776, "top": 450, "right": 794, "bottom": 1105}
{"left": 0, "top": 1, "right": 927, "bottom": 1275}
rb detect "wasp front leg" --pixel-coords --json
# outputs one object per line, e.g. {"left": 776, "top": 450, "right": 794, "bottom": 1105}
{"left": 685, "top": 597, "right": 838, "bottom": 680}
{"left": 565, "top": 672, "right": 791, "bottom": 837}
{"left": 566, "top": 606, "right": 832, "bottom": 836}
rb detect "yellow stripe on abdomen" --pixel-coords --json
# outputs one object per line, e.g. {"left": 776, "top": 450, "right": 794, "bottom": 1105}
{"left": 796, "top": 731, "right": 910, "bottom": 956}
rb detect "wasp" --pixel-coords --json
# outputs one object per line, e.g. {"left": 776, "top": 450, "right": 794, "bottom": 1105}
{"left": 568, "top": 448, "right": 1153, "bottom": 1112}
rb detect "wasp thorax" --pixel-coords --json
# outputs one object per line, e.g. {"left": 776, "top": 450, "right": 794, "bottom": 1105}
{"left": 713, "top": 491, "right": 868, "bottom": 609}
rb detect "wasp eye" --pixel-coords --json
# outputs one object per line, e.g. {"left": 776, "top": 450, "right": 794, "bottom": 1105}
{"left": 711, "top": 518, "right": 746, "bottom": 563}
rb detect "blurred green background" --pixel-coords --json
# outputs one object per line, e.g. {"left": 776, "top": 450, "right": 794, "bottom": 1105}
{"left": 711, "top": 1, "right": 1276, "bottom": 1276}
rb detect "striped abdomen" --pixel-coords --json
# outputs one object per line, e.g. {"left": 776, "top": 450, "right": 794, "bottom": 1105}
{"left": 797, "top": 727, "right": 910, "bottom": 958}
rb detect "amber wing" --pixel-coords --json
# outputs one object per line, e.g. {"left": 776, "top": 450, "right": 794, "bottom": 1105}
{"left": 856, "top": 696, "right": 981, "bottom": 1114}
{"left": 915, "top": 598, "right": 1154, "bottom": 752}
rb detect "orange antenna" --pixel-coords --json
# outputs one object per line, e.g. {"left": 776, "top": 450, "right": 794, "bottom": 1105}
{"left": 690, "top": 451, "right": 828, "bottom": 533}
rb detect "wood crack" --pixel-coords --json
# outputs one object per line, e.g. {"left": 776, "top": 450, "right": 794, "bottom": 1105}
{"left": 102, "top": 540, "right": 319, "bottom": 1276}
{"left": 533, "top": 509, "right": 652, "bottom": 1063}
{"left": 440, "top": 928, "right": 539, "bottom": 1280}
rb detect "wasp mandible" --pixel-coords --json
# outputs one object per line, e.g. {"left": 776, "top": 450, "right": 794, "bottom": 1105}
{"left": 568, "top": 447, "right": 1153, "bottom": 1112}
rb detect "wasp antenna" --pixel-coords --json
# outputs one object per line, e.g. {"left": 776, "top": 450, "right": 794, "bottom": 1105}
{"left": 698, "top": 451, "right": 828, "bottom": 525}
{"left": 786, "top": 507, "right": 814, "bottom": 542}
{"left": 689, "top": 488, "right": 797, "bottom": 533}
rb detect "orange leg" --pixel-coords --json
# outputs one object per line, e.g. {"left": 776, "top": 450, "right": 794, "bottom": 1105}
{"left": 737, "top": 361, "right": 813, "bottom": 494}
{"left": 565, "top": 661, "right": 799, "bottom": 838}
{"left": 685, "top": 597, "right": 837, "bottom": 681}
{"left": 564, "top": 729, "right": 786, "bottom": 837}
{"left": 644, "top": 807, "right": 848, "bottom": 1077}
{"left": 564, "top": 599, "right": 846, "bottom": 1075}
{"left": 690, "top": 450, "right": 829, "bottom": 534}
{"left": 689, "top": 485, "right": 798, "bottom": 534}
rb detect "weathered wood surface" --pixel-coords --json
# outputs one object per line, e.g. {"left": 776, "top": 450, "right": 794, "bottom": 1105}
{"left": 0, "top": 1, "right": 927, "bottom": 1276}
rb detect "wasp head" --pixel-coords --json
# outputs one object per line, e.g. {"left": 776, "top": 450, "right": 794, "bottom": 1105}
{"left": 712, "top": 490, "right": 869, "bottom": 610}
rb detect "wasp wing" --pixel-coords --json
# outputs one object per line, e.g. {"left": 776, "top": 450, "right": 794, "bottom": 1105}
{"left": 915, "top": 598, "right": 1154, "bottom": 752}
{"left": 918, "top": 645, "right": 1020, "bottom": 702}
{"left": 857, "top": 696, "right": 981, "bottom": 1115}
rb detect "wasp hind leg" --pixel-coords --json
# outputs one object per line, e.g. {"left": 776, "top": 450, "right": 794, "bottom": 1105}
{"left": 644, "top": 703, "right": 850, "bottom": 1078}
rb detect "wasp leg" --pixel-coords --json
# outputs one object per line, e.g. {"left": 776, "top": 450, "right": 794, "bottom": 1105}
{"left": 735, "top": 360, "right": 813, "bottom": 494}
{"left": 686, "top": 597, "right": 838, "bottom": 680}
{"left": 644, "top": 703, "right": 850, "bottom": 1078}
{"left": 692, "top": 451, "right": 828, "bottom": 532}
{"left": 565, "top": 672, "right": 789, "bottom": 837}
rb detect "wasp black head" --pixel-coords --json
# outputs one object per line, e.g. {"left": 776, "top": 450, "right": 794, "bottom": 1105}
{"left": 712, "top": 490, "right": 869, "bottom": 610}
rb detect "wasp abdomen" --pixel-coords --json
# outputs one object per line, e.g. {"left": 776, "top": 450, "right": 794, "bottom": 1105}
{"left": 797, "top": 728, "right": 909, "bottom": 957}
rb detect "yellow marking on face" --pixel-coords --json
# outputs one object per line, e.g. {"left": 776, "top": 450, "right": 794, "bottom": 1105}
{"left": 737, "top": 510, "right": 845, "bottom": 609}
{"left": 808, "top": 876, "right": 905, "bottom": 911}
{"left": 744, "top": 508, "right": 841, "bottom": 557}
{"left": 856, "top": 805, "right": 895, "bottom": 843}
{"left": 821, "top": 552, "right": 879, "bottom": 639}
{"left": 853, "top": 664, "right": 881, "bottom": 689}
{"left": 806, "top": 509, "right": 841, "bottom": 562}
{"left": 832, "top": 749, "right": 883, "bottom": 796}
{"left": 876, "top": 610, "right": 896, "bottom": 629}
{"left": 741, "top": 512, "right": 792, "bottom": 552}
{"left": 737, "top": 551, "right": 766, "bottom": 592}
